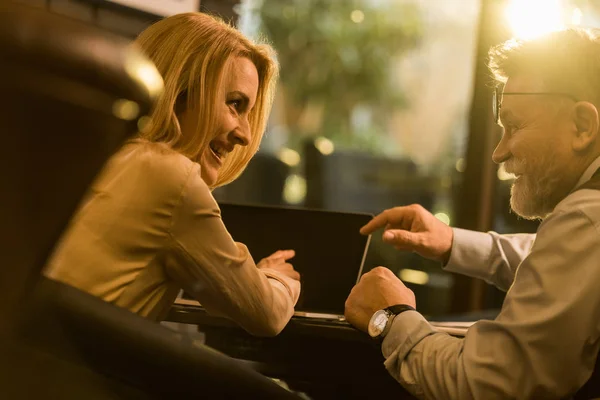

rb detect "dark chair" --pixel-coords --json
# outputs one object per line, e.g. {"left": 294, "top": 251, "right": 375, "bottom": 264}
{"left": 0, "top": 4, "right": 299, "bottom": 399}
{"left": 574, "top": 356, "right": 600, "bottom": 400}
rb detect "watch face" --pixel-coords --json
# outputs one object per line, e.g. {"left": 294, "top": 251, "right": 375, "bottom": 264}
{"left": 368, "top": 310, "right": 389, "bottom": 338}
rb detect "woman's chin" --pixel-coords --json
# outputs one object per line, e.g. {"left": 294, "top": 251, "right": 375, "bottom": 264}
{"left": 200, "top": 168, "right": 218, "bottom": 187}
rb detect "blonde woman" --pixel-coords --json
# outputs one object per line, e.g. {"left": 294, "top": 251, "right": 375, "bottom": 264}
{"left": 45, "top": 13, "right": 301, "bottom": 337}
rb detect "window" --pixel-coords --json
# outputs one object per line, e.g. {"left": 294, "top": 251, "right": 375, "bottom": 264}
{"left": 214, "top": 0, "right": 481, "bottom": 317}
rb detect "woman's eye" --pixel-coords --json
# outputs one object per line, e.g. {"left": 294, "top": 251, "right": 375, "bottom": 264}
{"left": 229, "top": 100, "right": 241, "bottom": 111}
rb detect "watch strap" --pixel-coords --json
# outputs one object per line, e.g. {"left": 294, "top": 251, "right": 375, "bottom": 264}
{"left": 385, "top": 304, "right": 416, "bottom": 315}
{"left": 379, "top": 304, "right": 416, "bottom": 339}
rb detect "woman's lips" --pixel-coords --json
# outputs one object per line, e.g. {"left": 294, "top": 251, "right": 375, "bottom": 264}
{"left": 209, "top": 146, "right": 223, "bottom": 166}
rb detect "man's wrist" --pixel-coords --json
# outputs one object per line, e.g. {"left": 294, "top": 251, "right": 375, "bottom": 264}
{"left": 369, "top": 304, "right": 416, "bottom": 340}
{"left": 381, "top": 310, "right": 433, "bottom": 359}
{"left": 381, "top": 304, "right": 415, "bottom": 338}
{"left": 441, "top": 227, "right": 454, "bottom": 266}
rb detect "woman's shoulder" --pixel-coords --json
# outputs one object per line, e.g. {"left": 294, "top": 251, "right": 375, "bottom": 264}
{"left": 115, "top": 141, "right": 218, "bottom": 230}
{"left": 96, "top": 139, "right": 202, "bottom": 198}
{"left": 116, "top": 139, "right": 197, "bottom": 178}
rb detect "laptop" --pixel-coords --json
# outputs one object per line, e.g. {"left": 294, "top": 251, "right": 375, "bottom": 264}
{"left": 176, "top": 202, "right": 372, "bottom": 322}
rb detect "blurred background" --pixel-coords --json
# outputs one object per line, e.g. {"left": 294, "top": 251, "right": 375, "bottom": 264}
{"left": 14, "top": 0, "right": 600, "bottom": 318}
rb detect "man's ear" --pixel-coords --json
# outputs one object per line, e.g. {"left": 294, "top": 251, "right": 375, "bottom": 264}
{"left": 572, "top": 101, "right": 599, "bottom": 152}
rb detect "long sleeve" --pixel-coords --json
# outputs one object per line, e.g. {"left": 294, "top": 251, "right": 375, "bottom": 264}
{"left": 382, "top": 202, "right": 600, "bottom": 399}
{"left": 444, "top": 228, "right": 536, "bottom": 291}
{"left": 165, "top": 164, "right": 300, "bottom": 337}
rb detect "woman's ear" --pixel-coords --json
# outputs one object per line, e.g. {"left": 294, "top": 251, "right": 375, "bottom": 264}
{"left": 572, "top": 101, "right": 599, "bottom": 152}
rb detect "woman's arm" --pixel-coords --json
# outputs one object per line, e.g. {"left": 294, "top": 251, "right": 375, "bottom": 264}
{"left": 165, "top": 164, "right": 300, "bottom": 337}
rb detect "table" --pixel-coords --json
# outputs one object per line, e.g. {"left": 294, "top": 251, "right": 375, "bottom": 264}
{"left": 166, "top": 303, "right": 417, "bottom": 399}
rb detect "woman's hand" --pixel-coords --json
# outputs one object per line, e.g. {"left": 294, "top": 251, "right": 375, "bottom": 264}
{"left": 258, "top": 249, "right": 301, "bottom": 281}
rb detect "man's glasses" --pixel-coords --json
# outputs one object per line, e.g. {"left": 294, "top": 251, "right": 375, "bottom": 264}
{"left": 493, "top": 86, "right": 578, "bottom": 125}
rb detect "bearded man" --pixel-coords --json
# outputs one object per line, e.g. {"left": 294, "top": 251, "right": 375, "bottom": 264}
{"left": 345, "top": 29, "right": 600, "bottom": 399}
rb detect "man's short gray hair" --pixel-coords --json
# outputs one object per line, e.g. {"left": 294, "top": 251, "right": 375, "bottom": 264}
{"left": 489, "top": 29, "right": 600, "bottom": 107}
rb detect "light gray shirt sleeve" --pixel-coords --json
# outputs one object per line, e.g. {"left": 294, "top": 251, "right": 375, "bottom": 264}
{"left": 443, "top": 228, "right": 536, "bottom": 291}
{"left": 382, "top": 206, "right": 600, "bottom": 399}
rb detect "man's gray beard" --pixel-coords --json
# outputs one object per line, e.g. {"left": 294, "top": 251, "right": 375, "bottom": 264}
{"left": 509, "top": 164, "right": 565, "bottom": 220}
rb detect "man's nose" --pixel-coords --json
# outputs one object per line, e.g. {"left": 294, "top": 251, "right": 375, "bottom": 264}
{"left": 492, "top": 132, "right": 510, "bottom": 164}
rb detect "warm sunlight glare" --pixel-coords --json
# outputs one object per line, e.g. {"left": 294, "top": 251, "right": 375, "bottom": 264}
{"left": 572, "top": 8, "right": 583, "bottom": 26}
{"left": 505, "top": 0, "right": 565, "bottom": 40}
{"left": 399, "top": 269, "right": 429, "bottom": 286}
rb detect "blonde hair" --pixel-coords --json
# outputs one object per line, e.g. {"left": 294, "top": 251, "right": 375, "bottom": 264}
{"left": 133, "top": 12, "right": 279, "bottom": 187}
{"left": 488, "top": 28, "right": 600, "bottom": 108}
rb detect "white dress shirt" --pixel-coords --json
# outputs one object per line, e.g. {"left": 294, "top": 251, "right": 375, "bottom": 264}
{"left": 381, "top": 156, "right": 600, "bottom": 399}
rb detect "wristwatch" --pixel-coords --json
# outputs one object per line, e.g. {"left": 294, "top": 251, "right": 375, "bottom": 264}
{"left": 368, "top": 304, "right": 415, "bottom": 340}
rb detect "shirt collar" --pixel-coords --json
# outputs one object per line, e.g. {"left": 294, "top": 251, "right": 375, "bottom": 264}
{"left": 573, "top": 155, "right": 600, "bottom": 191}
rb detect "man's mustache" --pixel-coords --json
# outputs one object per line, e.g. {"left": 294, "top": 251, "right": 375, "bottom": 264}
{"left": 503, "top": 160, "right": 526, "bottom": 175}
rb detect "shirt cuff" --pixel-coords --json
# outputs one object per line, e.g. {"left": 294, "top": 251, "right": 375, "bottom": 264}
{"left": 261, "top": 269, "right": 301, "bottom": 304}
{"left": 382, "top": 310, "right": 436, "bottom": 359}
{"left": 443, "top": 228, "right": 493, "bottom": 280}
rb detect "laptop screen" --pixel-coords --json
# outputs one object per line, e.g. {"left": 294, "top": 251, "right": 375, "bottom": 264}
{"left": 218, "top": 203, "right": 372, "bottom": 316}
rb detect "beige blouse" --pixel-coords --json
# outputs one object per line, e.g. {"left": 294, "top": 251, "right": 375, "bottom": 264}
{"left": 44, "top": 140, "right": 300, "bottom": 336}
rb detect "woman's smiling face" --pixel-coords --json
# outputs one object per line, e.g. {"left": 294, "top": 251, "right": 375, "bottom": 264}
{"left": 179, "top": 56, "right": 259, "bottom": 187}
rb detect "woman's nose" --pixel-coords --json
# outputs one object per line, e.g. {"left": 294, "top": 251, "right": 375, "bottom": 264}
{"left": 231, "top": 122, "right": 250, "bottom": 147}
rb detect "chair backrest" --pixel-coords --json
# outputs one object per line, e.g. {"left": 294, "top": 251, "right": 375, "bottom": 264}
{"left": 11, "top": 277, "right": 300, "bottom": 399}
{"left": 0, "top": 3, "right": 159, "bottom": 328}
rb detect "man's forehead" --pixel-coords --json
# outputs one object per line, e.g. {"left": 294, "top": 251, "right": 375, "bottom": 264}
{"left": 498, "top": 75, "right": 547, "bottom": 124}
{"left": 503, "top": 75, "right": 544, "bottom": 94}
{"left": 500, "top": 75, "right": 545, "bottom": 113}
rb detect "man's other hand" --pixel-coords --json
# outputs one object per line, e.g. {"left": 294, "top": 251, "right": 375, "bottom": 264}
{"left": 344, "top": 267, "right": 416, "bottom": 333}
{"left": 360, "top": 204, "right": 454, "bottom": 264}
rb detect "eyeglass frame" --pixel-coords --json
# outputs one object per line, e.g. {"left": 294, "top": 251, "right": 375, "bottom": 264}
{"left": 493, "top": 86, "right": 579, "bottom": 125}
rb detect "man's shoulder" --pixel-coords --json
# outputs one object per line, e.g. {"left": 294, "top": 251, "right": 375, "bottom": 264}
{"left": 554, "top": 188, "right": 600, "bottom": 223}
{"left": 542, "top": 189, "right": 600, "bottom": 237}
